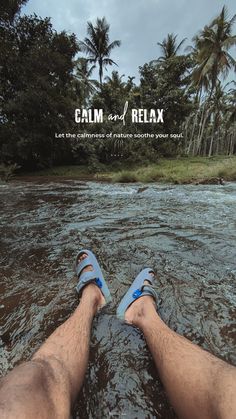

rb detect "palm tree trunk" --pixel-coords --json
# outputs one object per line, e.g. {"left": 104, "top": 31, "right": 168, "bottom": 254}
{"left": 196, "top": 104, "right": 205, "bottom": 154}
{"left": 197, "top": 108, "right": 210, "bottom": 155}
{"left": 99, "top": 59, "right": 103, "bottom": 86}
{"left": 187, "top": 113, "right": 198, "bottom": 155}
{"left": 183, "top": 118, "right": 190, "bottom": 153}
{"left": 208, "top": 119, "right": 216, "bottom": 157}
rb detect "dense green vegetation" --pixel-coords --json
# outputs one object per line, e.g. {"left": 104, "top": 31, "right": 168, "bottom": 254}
{"left": 0, "top": 1, "right": 235, "bottom": 173}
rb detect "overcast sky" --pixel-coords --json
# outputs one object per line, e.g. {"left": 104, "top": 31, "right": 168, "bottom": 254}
{"left": 23, "top": 0, "right": 236, "bottom": 83}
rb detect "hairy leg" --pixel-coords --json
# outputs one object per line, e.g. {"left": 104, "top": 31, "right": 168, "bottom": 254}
{"left": 126, "top": 292, "right": 236, "bottom": 419}
{"left": 0, "top": 254, "right": 104, "bottom": 419}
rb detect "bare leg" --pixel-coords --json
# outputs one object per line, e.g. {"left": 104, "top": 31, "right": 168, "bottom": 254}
{"left": 0, "top": 254, "right": 105, "bottom": 419}
{"left": 126, "top": 289, "right": 236, "bottom": 419}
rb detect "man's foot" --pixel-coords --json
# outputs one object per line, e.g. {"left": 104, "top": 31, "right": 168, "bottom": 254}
{"left": 125, "top": 277, "right": 157, "bottom": 326}
{"left": 77, "top": 253, "right": 106, "bottom": 310}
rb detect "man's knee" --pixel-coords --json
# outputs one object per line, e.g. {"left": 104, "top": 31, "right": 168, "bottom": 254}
{"left": 0, "top": 360, "right": 60, "bottom": 418}
{"left": 32, "top": 355, "right": 72, "bottom": 395}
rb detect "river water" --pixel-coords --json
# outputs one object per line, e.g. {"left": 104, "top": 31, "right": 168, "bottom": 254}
{"left": 1, "top": 179, "right": 236, "bottom": 418}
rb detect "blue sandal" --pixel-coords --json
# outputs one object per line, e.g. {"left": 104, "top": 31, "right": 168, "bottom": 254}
{"left": 75, "top": 249, "right": 112, "bottom": 304}
{"left": 116, "top": 268, "right": 158, "bottom": 320}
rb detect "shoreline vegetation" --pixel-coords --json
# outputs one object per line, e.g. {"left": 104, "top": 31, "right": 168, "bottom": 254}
{"left": 19, "top": 156, "right": 236, "bottom": 184}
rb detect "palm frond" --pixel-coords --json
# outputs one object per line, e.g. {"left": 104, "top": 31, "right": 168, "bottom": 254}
{"left": 103, "top": 58, "right": 118, "bottom": 67}
{"left": 222, "top": 35, "right": 236, "bottom": 49}
{"left": 225, "top": 51, "right": 236, "bottom": 70}
{"left": 106, "top": 40, "right": 121, "bottom": 55}
{"left": 176, "top": 37, "right": 187, "bottom": 53}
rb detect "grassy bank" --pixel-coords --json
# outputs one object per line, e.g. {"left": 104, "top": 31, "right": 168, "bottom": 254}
{"left": 22, "top": 156, "right": 236, "bottom": 184}
{"left": 112, "top": 156, "right": 236, "bottom": 183}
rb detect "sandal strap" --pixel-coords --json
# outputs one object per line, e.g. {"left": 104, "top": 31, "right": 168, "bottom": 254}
{"left": 76, "top": 271, "right": 98, "bottom": 295}
{"left": 141, "top": 285, "right": 158, "bottom": 300}
{"left": 76, "top": 255, "right": 93, "bottom": 277}
{"left": 80, "top": 270, "right": 97, "bottom": 283}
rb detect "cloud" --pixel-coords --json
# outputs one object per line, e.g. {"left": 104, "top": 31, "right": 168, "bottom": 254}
{"left": 23, "top": 0, "right": 236, "bottom": 81}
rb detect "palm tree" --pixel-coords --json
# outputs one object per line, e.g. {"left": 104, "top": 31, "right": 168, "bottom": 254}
{"left": 224, "top": 81, "right": 236, "bottom": 154}
{"left": 126, "top": 76, "right": 136, "bottom": 91}
{"left": 157, "top": 33, "right": 186, "bottom": 61}
{"left": 207, "top": 81, "right": 227, "bottom": 156}
{"left": 226, "top": 81, "right": 236, "bottom": 123}
{"left": 74, "top": 58, "right": 98, "bottom": 106}
{"left": 192, "top": 6, "right": 236, "bottom": 97}
{"left": 187, "top": 43, "right": 210, "bottom": 100}
{"left": 104, "top": 71, "right": 125, "bottom": 89}
{"left": 79, "top": 17, "right": 121, "bottom": 86}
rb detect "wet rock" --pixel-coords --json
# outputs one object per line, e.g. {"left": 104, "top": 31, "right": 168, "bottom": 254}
{"left": 137, "top": 186, "right": 148, "bottom": 193}
{"left": 195, "top": 177, "right": 225, "bottom": 185}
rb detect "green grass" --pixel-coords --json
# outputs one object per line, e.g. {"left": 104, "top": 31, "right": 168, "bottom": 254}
{"left": 22, "top": 156, "right": 236, "bottom": 184}
{"left": 112, "top": 156, "right": 236, "bottom": 183}
{"left": 26, "top": 165, "right": 94, "bottom": 177}
{"left": 112, "top": 171, "right": 139, "bottom": 183}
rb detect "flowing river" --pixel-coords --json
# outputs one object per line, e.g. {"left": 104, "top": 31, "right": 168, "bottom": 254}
{"left": 1, "top": 179, "right": 236, "bottom": 418}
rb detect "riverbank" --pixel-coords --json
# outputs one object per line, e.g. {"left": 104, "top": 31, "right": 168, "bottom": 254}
{"left": 19, "top": 156, "right": 236, "bottom": 184}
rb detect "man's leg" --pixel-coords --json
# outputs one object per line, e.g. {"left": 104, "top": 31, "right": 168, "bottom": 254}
{"left": 0, "top": 256, "right": 104, "bottom": 419}
{"left": 126, "top": 290, "right": 236, "bottom": 419}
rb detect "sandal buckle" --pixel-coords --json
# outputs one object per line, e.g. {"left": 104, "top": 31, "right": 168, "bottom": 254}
{"left": 132, "top": 289, "right": 142, "bottom": 299}
{"left": 95, "top": 278, "right": 103, "bottom": 289}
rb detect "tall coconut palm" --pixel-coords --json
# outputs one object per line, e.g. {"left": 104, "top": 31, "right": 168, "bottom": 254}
{"left": 187, "top": 43, "right": 210, "bottom": 100}
{"left": 192, "top": 6, "right": 236, "bottom": 97}
{"left": 207, "top": 81, "right": 227, "bottom": 156}
{"left": 74, "top": 58, "right": 98, "bottom": 106}
{"left": 157, "top": 33, "right": 186, "bottom": 61}
{"left": 226, "top": 81, "right": 236, "bottom": 123}
{"left": 79, "top": 17, "right": 121, "bottom": 86}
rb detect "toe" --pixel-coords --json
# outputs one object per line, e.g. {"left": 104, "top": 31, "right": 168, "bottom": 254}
{"left": 144, "top": 280, "right": 151, "bottom": 286}
{"left": 77, "top": 252, "right": 93, "bottom": 275}
{"left": 78, "top": 252, "right": 88, "bottom": 264}
{"left": 143, "top": 271, "right": 155, "bottom": 286}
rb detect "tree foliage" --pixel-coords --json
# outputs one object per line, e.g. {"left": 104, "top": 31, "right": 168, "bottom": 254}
{"left": 0, "top": 5, "right": 235, "bottom": 172}
{"left": 192, "top": 6, "right": 236, "bottom": 95}
{"left": 0, "top": 5, "right": 78, "bottom": 168}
